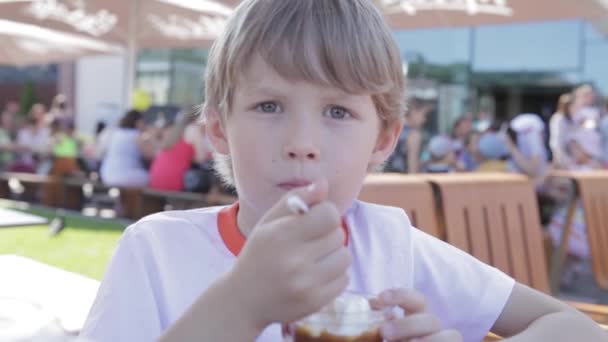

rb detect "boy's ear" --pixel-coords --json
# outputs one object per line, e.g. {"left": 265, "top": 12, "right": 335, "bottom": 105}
{"left": 369, "top": 118, "right": 404, "bottom": 168}
{"left": 205, "top": 108, "right": 230, "bottom": 154}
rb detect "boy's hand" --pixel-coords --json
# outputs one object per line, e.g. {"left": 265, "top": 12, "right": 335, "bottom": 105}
{"left": 370, "top": 288, "right": 463, "bottom": 342}
{"left": 228, "top": 180, "right": 351, "bottom": 330}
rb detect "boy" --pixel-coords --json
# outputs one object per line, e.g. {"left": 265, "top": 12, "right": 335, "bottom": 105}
{"left": 80, "top": 1, "right": 607, "bottom": 341}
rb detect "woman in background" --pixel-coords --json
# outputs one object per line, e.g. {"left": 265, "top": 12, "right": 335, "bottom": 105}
{"left": 100, "top": 110, "right": 150, "bottom": 187}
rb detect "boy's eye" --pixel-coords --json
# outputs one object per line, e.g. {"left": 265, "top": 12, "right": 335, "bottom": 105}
{"left": 325, "top": 106, "right": 352, "bottom": 120}
{"left": 256, "top": 101, "right": 281, "bottom": 113}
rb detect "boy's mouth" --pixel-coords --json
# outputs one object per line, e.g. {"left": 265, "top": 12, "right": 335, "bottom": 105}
{"left": 277, "top": 179, "right": 313, "bottom": 191}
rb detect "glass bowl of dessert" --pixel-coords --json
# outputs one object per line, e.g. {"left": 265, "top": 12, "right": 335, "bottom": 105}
{"left": 283, "top": 292, "right": 385, "bottom": 342}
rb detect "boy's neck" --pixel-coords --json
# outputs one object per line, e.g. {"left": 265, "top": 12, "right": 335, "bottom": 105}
{"left": 235, "top": 202, "right": 259, "bottom": 237}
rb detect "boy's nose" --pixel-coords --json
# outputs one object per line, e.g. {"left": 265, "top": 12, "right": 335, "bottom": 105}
{"left": 284, "top": 143, "right": 320, "bottom": 161}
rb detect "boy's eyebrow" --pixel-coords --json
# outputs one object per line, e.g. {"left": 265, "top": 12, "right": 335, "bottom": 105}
{"left": 244, "top": 85, "right": 287, "bottom": 99}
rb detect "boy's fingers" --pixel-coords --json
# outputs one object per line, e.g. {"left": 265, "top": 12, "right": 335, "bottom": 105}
{"left": 297, "top": 202, "right": 342, "bottom": 241}
{"left": 377, "top": 288, "right": 426, "bottom": 313}
{"left": 314, "top": 246, "right": 352, "bottom": 283}
{"left": 260, "top": 179, "right": 328, "bottom": 224}
{"left": 381, "top": 313, "right": 440, "bottom": 341}
{"left": 306, "top": 224, "right": 345, "bottom": 259}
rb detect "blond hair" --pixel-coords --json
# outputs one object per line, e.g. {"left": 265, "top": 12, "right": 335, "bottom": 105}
{"left": 203, "top": 0, "right": 406, "bottom": 185}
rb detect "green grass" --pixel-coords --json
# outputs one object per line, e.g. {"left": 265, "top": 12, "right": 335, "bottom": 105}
{"left": 0, "top": 201, "right": 128, "bottom": 280}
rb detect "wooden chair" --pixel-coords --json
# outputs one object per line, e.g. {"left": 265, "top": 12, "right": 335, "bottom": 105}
{"left": 359, "top": 173, "right": 442, "bottom": 238}
{"left": 549, "top": 170, "right": 608, "bottom": 291}
{"left": 424, "top": 173, "right": 608, "bottom": 327}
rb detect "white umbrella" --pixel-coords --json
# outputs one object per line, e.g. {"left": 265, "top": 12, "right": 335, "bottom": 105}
{"left": 0, "top": 0, "right": 231, "bottom": 101}
{"left": 377, "top": 0, "right": 608, "bottom": 30}
{"left": 209, "top": 0, "right": 608, "bottom": 30}
{"left": 0, "top": 0, "right": 230, "bottom": 48}
{"left": 2, "top": 0, "right": 606, "bottom": 100}
{"left": 0, "top": 18, "right": 122, "bottom": 66}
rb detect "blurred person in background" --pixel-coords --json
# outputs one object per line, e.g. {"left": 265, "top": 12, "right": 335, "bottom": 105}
{"left": 571, "top": 84, "right": 599, "bottom": 129}
{"left": 49, "top": 94, "right": 73, "bottom": 126}
{"left": 10, "top": 106, "right": 51, "bottom": 173}
{"left": 384, "top": 98, "right": 432, "bottom": 173}
{"left": 139, "top": 113, "right": 167, "bottom": 165}
{"left": 599, "top": 98, "right": 608, "bottom": 167}
{"left": 48, "top": 119, "right": 81, "bottom": 177}
{"left": 450, "top": 113, "right": 473, "bottom": 158}
{"left": 99, "top": 110, "right": 150, "bottom": 187}
{"left": 94, "top": 120, "right": 114, "bottom": 165}
{"left": 459, "top": 130, "right": 482, "bottom": 171}
{"left": 1, "top": 101, "right": 21, "bottom": 140}
{"left": 473, "top": 109, "right": 493, "bottom": 132}
{"left": 475, "top": 131, "right": 511, "bottom": 172}
{"left": 548, "top": 128, "right": 602, "bottom": 288}
{"left": 549, "top": 93, "right": 577, "bottom": 169}
{"left": 422, "top": 135, "right": 460, "bottom": 173}
{"left": 505, "top": 114, "right": 550, "bottom": 188}
{"left": 81, "top": 121, "right": 108, "bottom": 174}
{"left": 181, "top": 113, "right": 219, "bottom": 194}
{"left": 29, "top": 103, "right": 48, "bottom": 125}
{"left": 149, "top": 111, "right": 199, "bottom": 192}
{"left": 0, "top": 116, "right": 14, "bottom": 171}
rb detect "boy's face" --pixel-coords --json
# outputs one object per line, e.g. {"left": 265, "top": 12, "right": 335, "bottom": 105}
{"left": 207, "top": 56, "right": 401, "bottom": 220}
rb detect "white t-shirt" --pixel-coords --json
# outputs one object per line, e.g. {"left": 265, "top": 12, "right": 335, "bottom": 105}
{"left": 17, "top": 126, "right": 51, "bottom": 156}
{"left": 80, "top": 201, "right": 514, "bottom": 342}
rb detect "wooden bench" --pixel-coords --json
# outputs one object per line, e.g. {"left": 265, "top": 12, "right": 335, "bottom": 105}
{"left": 61, "top": 178, "right": 143, "bottom": 220}
{"left": 359, "top": 173, "right": 442, "bottom": 238}
{"left": 0, "top": 172, "right": 59, "bottom": 206}
{"left": 549, "top": 170, "right": 608, "bottom": 291}
{"left": 423, "top": 173, "right": 608, "bottom": 327}
{"left": 138, "top": 187, "right": 237, "bottom": 219}
{"left": 0, "top": 171, "right": 238, "bottom": 220}
{"left": 139, "top": 189, "right": 209, "bottom": 217}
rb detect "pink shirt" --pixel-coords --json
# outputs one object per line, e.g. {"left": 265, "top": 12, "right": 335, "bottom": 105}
{"left": 81, "top": 201, "right": 514, "bottom": 342}
{"left": 149, "top": 139, "right": 195, "bottom": 191}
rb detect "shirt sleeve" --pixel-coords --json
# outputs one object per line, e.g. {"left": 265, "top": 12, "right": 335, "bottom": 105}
{"left": 79, "top": 228, "right": 163, "bottom": 342}
{"left": 411, "top": 229, "right": 515, "bottom": 342}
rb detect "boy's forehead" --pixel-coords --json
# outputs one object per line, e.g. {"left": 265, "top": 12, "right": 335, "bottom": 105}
{"left": 237, "top": 55, "right": 356, "bottom": 98}
{"left": 238, "top": 55, "right": 284, "bottom": 87}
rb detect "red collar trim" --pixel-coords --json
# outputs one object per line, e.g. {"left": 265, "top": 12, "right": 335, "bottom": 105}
{"left": 218, "top": 202, "right": 349, "bottom": 256}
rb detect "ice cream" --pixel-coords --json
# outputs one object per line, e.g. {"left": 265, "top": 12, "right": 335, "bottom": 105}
{"left": 285, "top": 293, "right": 385, "bottom": 342}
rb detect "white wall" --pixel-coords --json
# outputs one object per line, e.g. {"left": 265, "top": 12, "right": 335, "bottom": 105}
{"left": 75, "top": 54, "right": 126, "bottom": 136}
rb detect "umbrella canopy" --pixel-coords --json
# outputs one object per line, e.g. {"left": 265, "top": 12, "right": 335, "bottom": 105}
{"left": 0, "top": 19, "right": 122, "bottom": 66}
{"left": 213, "top": 0, "right": 608, "bottom": 30}
{"left": 378, "top": 0, "right": 608, "bottom": 30}
{"left": 0, "top": 0, "right": 232, "bottom": 101}
{"left": 0, "top": 0, "right": 230, "bottom": 49}
{"left": 1, "top": 0, "right": 606, "bottom": 48}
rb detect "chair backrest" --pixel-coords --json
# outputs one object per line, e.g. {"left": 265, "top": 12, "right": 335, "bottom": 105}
{"left": 359, "top": 173, "right": 442, "bottom": 238}
{"left": 424, "top": 173, "right": 550, "bottom": 293}
{"left": 567, "top": 171, "right": 608, "bottom": 290}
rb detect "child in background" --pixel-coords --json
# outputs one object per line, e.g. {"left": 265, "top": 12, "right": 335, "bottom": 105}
{"left": 80, "top": 1, "right": 607, "bottom": 341}
{"left": 49, "top": 119, "right": 81, "bottom": 177}
{"left": 475, "top": 131, "right": 510, "bottom": 172}
{"left": 423, "top": 135, "right": 458, "bottom": 173}
{"left": 459, "top": 130, "right": 482, "bottom": 171}
{"left": 548, "top": 129, "right": 602, "bottom": 287}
